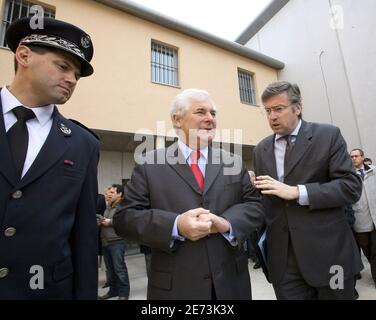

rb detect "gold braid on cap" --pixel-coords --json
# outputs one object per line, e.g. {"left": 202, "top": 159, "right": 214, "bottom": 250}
{"left": 20, "top": 34, "right": 85, "bottom": 59}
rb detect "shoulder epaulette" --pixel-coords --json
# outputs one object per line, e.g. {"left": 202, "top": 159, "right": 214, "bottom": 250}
{"left": 69, "top": 119, "right": 100, "bottom": 140}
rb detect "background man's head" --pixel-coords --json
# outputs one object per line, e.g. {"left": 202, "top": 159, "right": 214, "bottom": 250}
{"left": 350, "top": 149, "right": 365, "bottom": 168}
{"left": 171, "top": 88, "right": 217, "bottom": 149}
{"left": 104, "top": 186, "right": 112, "bottom": 203}
{"left": 261, "top": 81, "right": 302, "bottom": 136}
{"left": 108, "top": 184, "right": 124, "bottom": 207}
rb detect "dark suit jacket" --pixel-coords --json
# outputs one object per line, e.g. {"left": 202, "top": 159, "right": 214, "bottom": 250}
{"left": 254, "top": 120, "right": 363, "bottom": 287}
{"left": 113, "top": 144, "right": 264, "bottom": 300}
{"left": 0, "top": 91, "right": 99, "bottom": 299}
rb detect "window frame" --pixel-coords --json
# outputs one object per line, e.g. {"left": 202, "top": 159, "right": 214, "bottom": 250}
{"left": 237, "top": 68, "right": 257, "bottom": 106}
{"left": 150, "top": 39, "right": 180, "bottom": 88}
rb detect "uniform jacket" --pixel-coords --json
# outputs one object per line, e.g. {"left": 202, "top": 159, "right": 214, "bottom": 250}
{"left": 113, "top": 145, "right": 264, "bottom": 300}
{"left": 0, "top": 90, "right": 99, "bottom": 299}
{"left": 254, "top": 120, "right": 363, "bottom": 287}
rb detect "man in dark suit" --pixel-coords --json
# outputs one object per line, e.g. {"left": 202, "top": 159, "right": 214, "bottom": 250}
{"left": 0, "top": 17, "right": 99, "bottom": 299}
{"left": 253, "top": 81, "right": 363, "bottom": 299}
{"left": 113, "top": 88, "right": 264, "bottom": 300}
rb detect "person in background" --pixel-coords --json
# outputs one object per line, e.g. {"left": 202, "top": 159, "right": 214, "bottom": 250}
{"left": 350, "top": 148, "right": 376, "bottom": 290}
{"left": 98, "top": 184, "right": 130, "bottom": 300}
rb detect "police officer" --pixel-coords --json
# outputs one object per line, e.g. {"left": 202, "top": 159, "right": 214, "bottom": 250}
{"left": 0, "top": 17, "right": 99, "bottom": 299}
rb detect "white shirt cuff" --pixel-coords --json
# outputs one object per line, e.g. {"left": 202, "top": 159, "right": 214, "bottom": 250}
{"left": 221, "top": 223, "right": 237, "bottom": 246}
{"left": 170, "top": 216, "right": 185, "bottom": 248}
{"left": 297, "top": 185, "right": 310, "bottom": 206}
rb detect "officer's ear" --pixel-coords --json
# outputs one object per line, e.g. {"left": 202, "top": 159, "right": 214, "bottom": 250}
{"left": 14, "top": 45, "right": 33, "bottom": 70}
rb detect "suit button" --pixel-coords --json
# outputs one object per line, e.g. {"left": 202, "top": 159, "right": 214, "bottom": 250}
{"left": 0, "top": 268, "right": 9, "bottom": 278}
{"left": 285, "top": 203, "right": 290, "bottom": 207}
{"left": 203, "top": 274, "right": 211, "bottom": 280}
{"left": 4, "top": 227, "right": 16, "bottom": 237}
{"left": 12, "top": 190, "right": 23, "bottom": 199}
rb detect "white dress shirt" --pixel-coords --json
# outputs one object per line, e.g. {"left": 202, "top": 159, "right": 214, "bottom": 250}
{"left": 171, "top": 140, "right": 236, "bottom": 246}
{"left": 1, "top": 86, "right": 54, "bottom": 177}
{"left": 274, "top": 120, "right": 309, "bottom": 206}
{"left": 177, "top": 139, "right": 208, "bottom": 176}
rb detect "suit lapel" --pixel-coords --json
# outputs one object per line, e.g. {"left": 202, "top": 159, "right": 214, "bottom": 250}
{"left": 17, "top": 107, "right": 70, "bottom": 189}
{"left": 0, "top": 89, "right": 18, "bottom": 186}
{"left": 263, "top": 135, "right": 278, "bottom": 180}
{"left": 166, "top": 142, "right": 202, "bottom": 195}
{"left": 203, "top": 147, "right": 223, "bottom": 194}
{"left": 284, "top": 120, "right": 313, "bottom": 179}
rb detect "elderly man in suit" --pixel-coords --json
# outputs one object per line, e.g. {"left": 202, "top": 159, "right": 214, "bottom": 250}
{"left": 114, "top": 88, "right": 264, "bottom": 300}
{"left": 0, "top": 17, "right": 99, "bottom": 299}
{"left": 253, "top": 81, "right": 363, "bottom": 299}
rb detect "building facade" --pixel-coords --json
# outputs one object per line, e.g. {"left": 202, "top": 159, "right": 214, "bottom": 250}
{"left": 0, "top": 0, "right": 283, "bottom": 191}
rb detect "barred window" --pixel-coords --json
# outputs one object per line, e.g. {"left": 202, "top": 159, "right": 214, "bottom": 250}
{"left": 0, "top": 0, "right": 55, "bottom": 48}
{"left": 238, "top": 69, "right": 256, "bottom": 105}
{"left": 151, "top": 41, "right": 179, "bottom": 87}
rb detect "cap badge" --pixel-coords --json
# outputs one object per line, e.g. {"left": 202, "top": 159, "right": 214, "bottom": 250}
{"left": 60, "top": 123, "right": 72, "bottom": 135}
{"left": 81, "top": 35, "right": 91, "bottom": 49}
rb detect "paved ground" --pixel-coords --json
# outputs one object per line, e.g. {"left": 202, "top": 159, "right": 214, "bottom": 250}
{"left": 98, "top": 253, "right": 376, "bottom": 300}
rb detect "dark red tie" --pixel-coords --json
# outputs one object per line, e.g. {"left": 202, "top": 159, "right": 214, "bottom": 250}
{"left": 190, "top": 150, "right": 204, "bottom": 191}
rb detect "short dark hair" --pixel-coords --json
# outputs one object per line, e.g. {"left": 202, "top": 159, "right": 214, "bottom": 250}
{"left": 111, "top": 184, "right": 124, "bottom": 196}
{"left": 14, "top": 45, "right": 74, "bottom": 73}
{"left": 14, "top": 45, "right": 56, "bottom": 73}
{"left": 351, "top": 148, "right": 364, "bottom": 157}
{"left": 262, "top": 81, "right": 302, "bottom": 119}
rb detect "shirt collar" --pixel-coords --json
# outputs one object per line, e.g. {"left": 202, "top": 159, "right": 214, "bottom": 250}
{"left": 275, "top": 119, "right": 302, "bottom": 141}
{"left": 1, "top": 86, "right": 54, "bottom": 126}
{"left": 178, "top": 140, "right": 208, "bottom": 161}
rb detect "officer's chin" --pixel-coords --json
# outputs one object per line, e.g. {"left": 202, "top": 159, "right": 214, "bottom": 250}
{"left": 53, "top": 94, "right": 71, "bottom": 105}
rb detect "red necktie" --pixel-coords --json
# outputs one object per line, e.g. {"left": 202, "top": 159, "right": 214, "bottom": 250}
{"left": 190, "top": 150, "right": 204, "bottom": 191}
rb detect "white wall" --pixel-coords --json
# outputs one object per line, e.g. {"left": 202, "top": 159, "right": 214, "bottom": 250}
{"left": 245, "top": 0, "right": 376, "bottom": 160}
{"left": 97, "top": 151, "right": 135, "bottom": 192}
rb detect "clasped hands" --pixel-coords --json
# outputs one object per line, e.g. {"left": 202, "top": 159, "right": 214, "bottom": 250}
{"left": 177, "top": 208, "right": 230, "bottom": 241}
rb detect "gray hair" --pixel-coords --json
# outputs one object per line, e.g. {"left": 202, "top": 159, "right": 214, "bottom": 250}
{"left": 261, "top": 81, "right": 302, "bottom": 104}
{"left": 261, "top": 81, "right": 302, "bottom": 119}
{"left": 170, "top": 88, "right": 216, "bottom": 125}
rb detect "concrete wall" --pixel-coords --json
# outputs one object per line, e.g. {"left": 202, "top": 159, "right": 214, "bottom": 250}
{"left": 245, "top": 0, "right": 376, "bottom": 160}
